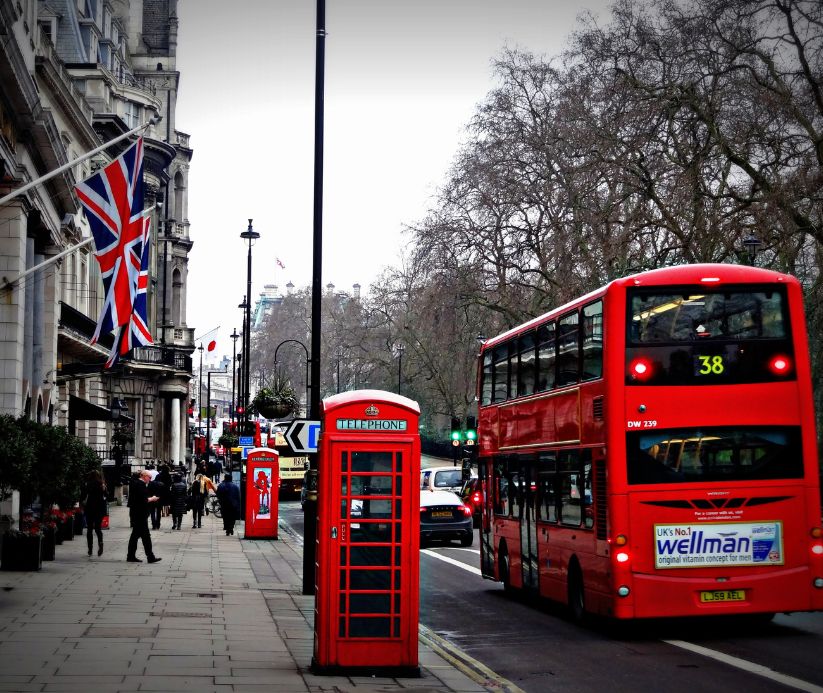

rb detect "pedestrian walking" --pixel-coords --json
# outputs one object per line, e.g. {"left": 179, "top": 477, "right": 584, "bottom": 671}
{"left": 189, "top": 473, "right": 216, "bottom": 529}
{"left": 148, "top": 471, "right": 166, "bottom": 530}
{"left": 81, "top": 469, "right": 107, "bottom": 556}
{"left": 169, "top": 473, "right": 188, "bottom": 530}
{"left": 157, "top": 463, "right": 172, "bottom": 518}
{"left": 216, "top": 473, "right": 241, "bottom": 536}
{"left": 126, "top": 470, "right": 162, "bottom": 563}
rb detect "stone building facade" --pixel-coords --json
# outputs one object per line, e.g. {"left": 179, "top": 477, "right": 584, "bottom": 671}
{"left": 0, "top": 0, "right": 193, "bottom": 468}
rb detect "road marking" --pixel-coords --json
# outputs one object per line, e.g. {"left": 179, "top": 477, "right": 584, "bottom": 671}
{"left": 664, "top": 640, "right": 823, "bottom": 693}
{"left": 421, "top": 549, "right": 482, "bottom": 575}
{"left": 419, "top": 623, "right": 526, "bottom": 693}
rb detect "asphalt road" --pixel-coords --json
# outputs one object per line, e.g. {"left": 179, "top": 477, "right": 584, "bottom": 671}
{"left": 279, "top": 497, "right": 823, "bottom": 693}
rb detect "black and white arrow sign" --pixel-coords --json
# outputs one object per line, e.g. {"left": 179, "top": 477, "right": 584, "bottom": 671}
{"left": 284, "top": 419, "right": 321, "bottom": 454}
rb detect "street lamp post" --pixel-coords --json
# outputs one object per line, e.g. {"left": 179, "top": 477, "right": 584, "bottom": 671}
{"left": 273, "top": 339, "right": 310, "bottom": 416}
{"left": 336, "top": 347, "right": 343, "bottom": 394}
{"left": 396, "top": 343, "right": 405, "bottom": 394}
{"left": 237, "top": 297, "right": 248, "bottom": 419}
{"left": 240, "top": 220, "right": 259, "bottom": 427}
{"left": 742, "top": 234, "right": 762, "bottom": 266}
{"left": 197, "top": 343, "right": 204, "bottom": 452}
{"left": 206, "top": 368, "right": 227, "bottom": 466}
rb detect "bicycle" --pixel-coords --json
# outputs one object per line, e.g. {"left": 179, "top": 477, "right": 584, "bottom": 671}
{"left": 205, "top": 494, "right": 222, "bottom": 518}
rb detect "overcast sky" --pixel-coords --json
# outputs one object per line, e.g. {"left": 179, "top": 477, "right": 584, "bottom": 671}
{"left": 176, "top": 0, "right": 611, "bottom": 361}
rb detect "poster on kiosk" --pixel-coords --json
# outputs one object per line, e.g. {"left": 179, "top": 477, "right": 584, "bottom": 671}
{"left": 244, "top": 447, "right": 279, "bottom": 539}
{"left": 313, "top": 390, "right": 421, "bottom": 677}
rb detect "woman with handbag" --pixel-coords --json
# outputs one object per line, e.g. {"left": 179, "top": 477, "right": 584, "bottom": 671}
{"left": 82, "top": 470, "right": 108, "bottom": 556}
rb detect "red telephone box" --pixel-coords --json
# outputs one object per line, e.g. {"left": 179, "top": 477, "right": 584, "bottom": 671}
{"left": 244, "top": 447, "right": 279, "bottom": 539}
{"left": 313, "top": 390, "right": 421, "bottom": 676}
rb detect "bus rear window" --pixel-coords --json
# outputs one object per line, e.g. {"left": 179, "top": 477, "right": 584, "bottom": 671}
{"left": 629, "top": 288, "right": 787, "bottom": 343}
{"left": 626, "top": 287, "right": 793, "bottom": 385}
{"left": 627, "top": 426, "right": 803, "bottom": 484}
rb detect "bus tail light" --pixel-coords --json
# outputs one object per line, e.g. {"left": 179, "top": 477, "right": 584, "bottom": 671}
{"left": 615, "top": 551, "right": 630, "bottom": 564}
{"left": 613, "top": 534, "right": 628, "bottom": 546}
{"left": 617, "top": 586, "right": 631, "bottom": 597}
{"left": 768, "top": 354, "right": 792, "bottom": 376}
{"left": 628, "top": 358, "right": 653, "bottom": 382}
{"left": 810, "top": 527, "right": 822, "bottom": 539}
{"left": 814, "top": 578, "right": 823, "bottom": 589}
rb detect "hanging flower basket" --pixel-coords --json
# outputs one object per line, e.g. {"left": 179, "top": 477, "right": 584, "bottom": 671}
{"left": 252, "top": 381, "right": 299, "bottom": 420}
{"left": 258, "top": 402, "right": 293, "bottom": 419}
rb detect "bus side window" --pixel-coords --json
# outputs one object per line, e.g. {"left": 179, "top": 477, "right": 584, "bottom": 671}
{"left": 582, "top": 301, "right": 603, "bottom": 381}
{"left": 537, "top": 470, "right": 558, "bottom": 523}
{"left": 559, "top": 473, "right": 582, "bottom": 527}
{"left": 518, "top": 331, "right": 536, "bottom": 397}
{"left": 536, "top": 322, "right": 556, "bottom": 392}
{"left": 495, "top": 475, "right": 509, "bottom": 516}
{"left": 481, "top": 352, "right": 493, "bottom": 406}
{"left": 557, "top": 312, "right": 580, "bottom": 387}
{"left": 510, "top": 471, "right": 521, "bottom": 519}
{"left": 493, "top": 344, "right": 508, "bottom": 403}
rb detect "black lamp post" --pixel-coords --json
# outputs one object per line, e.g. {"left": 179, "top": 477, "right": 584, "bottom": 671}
{"left": 230, "top": 328, "right": 240, "bottom": 423}
{"left": 239, "top": 219, "right": 259, "bottom": 426}
{"left": 197, "top": 343, "right": 204, "bottom": 442}
{"left": 336, "top": 347, "right": 344, "bottom": 393}
{"left": 237, "top": 298, "right": 248, "bottom": 420}
{"left": 205, "top": 368, "right": 227, "bottom": 464}
{"left": 396, "top": 343, "right": 405, "bottom": 394}
{"left": 742, "top": 234, "right": 762, "bottom": 266}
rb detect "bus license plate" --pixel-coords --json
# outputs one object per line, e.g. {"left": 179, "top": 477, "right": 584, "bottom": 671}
{"left": 431, "top": 511, "right": 453, "bottom": 519}
{"left": 700, "top": 589, "right": 745, "bottom": 603}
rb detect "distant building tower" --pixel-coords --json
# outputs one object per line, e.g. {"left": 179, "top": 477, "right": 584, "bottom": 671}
{"left": 352, "top": 283, "right": 361, "bottom": 299}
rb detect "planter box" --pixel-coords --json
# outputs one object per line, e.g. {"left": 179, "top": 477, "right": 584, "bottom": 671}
{"left": 41, "top": 526, "right": 56, "bottom": 561}
{"left": 1, "top": 533, "right": 43, "bottom": 571}
{"left": 60, "top": 519, "right": 74, "bottom": 541}
{"left": 73, "top": 512, "right": 84, "bottom": 536}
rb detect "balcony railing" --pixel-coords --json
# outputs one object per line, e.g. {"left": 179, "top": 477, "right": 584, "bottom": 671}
{"left": 132, "top": 346, "right": 192, "bottom": 373}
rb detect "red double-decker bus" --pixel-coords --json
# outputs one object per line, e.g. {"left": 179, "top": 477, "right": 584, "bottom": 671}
{"left": 477, "top": 264, "right": 823, "bottom": 620}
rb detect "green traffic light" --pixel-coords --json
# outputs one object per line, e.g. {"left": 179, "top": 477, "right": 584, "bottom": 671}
{"left": 451, "top": 430, "right": 461, "bottom": 441}
{"left": 465, "top": 429, "right": 476, "bottom": 441}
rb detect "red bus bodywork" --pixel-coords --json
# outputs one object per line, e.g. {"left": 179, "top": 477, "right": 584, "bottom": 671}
{"left": 478, "top": 264, "right": 823, "bottom": 619}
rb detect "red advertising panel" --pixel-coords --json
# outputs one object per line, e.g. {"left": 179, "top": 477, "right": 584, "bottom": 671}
{"left": 244, "top": 447, "right": 279, "bottom": 539}
{"left": 313, "top": 390, "right": 421, "bottom": 677}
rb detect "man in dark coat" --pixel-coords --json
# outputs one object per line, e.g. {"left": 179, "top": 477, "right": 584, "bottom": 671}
{"left": 127, "top": 470, "right": 162, "bottom": 563}
{"left": 216, "top": 473, "right": 241, "bottom": 536}
{"left": 169, "top": 473, "right": 189, "bottom": 530}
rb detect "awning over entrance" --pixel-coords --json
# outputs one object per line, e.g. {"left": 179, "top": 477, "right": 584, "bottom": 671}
{"left": 68, "top": 395, "right": 134, "bottom": 435}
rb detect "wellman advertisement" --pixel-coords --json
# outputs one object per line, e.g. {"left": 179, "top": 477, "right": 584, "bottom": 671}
{"left": 654, "top": 522, "right": 783, "bottom": 569}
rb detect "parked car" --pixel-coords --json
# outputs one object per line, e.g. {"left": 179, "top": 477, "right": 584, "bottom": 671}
{"left": 419, "top": 489, "right": 473, "bottom": 547}
{"left": 459, "top": 477, "right": 483, "bottom": 528}
{"left": 420, "top": 465, "right": 476, "bottom": 494}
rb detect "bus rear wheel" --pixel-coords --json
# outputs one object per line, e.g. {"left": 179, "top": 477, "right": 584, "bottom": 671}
{"left": 567, "top": 562, "right": 586, "bottom": 624}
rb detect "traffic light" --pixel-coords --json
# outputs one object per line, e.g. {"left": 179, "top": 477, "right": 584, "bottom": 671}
{"left": 450, "top": 416, "right": 462, "bottom": 463}
{"left": 465, "top": 415, "right": 477, "bottom": 444}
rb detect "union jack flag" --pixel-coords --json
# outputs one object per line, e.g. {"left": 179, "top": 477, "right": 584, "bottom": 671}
{"left": 76, "top": 138, "right": 145, "bottom": 349}
{"left": 104, "top": 214, "right": 153, "bottom": 368}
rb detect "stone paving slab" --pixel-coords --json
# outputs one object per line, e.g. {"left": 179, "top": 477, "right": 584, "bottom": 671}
{"left": 0, "top": 504, "right": 498, "bottom": 693}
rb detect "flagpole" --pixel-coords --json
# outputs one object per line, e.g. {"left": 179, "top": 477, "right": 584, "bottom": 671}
{"left": 0, "top": 236, "right": 94, "bottom": 291}
{"left": 0, "top": 115, "right": 161, "bottom": 208}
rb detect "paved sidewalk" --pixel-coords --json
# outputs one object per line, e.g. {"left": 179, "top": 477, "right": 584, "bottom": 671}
{"left": 0, "top": 505, "right": 495, "bottom": 693}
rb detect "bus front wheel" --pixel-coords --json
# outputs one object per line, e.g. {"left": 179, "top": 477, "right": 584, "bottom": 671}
{"left": 567, "top": 562, "right": 586, "bottom": 624}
